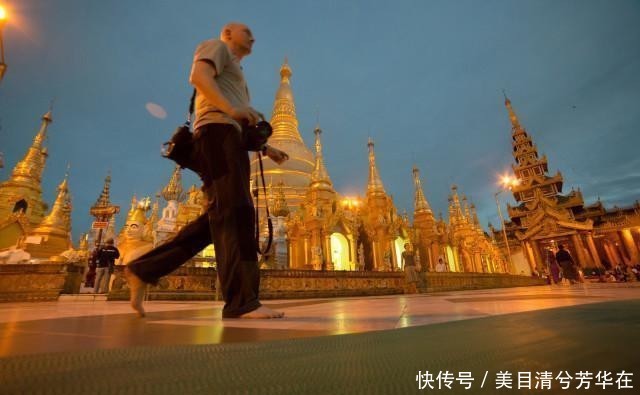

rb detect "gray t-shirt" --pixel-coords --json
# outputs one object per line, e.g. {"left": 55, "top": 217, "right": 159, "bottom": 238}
{"left": 191, "top": 39, "right": 250, "bottom": 131}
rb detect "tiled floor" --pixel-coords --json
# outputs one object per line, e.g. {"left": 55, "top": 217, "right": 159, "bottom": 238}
{"left": 1, "top": 283, "right": 639, "bottom": 358}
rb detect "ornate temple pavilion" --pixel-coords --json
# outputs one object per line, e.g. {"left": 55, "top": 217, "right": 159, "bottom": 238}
{"left": 491, "top": 96, "right": 640, "bottom": 274}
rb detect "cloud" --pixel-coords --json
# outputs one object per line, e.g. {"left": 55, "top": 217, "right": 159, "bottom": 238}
{"left": 145, "top": 102, "right": 167, "bottom": 119}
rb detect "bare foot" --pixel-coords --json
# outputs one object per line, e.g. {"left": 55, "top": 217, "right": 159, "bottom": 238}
{"left": 124, "top": 266, "right": 147, "bottom": 318}
{"left": 239, "top": 305, "right": 285, "bottom": 319}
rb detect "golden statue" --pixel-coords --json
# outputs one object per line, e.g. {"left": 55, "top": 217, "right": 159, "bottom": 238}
{"left": 117, "top": 198, "right": 153, "bottom": 264}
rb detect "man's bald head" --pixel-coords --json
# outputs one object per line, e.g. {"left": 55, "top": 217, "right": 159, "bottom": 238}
{"left": 220, "top": 22, "right": 255, "bottom": 58}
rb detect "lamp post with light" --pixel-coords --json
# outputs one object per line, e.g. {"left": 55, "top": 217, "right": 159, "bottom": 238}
{"left": 495, "top": 175, "right": 519, "bottom": 274}
{"left": 0, "top": 5, "right": 7, "bottom": 83}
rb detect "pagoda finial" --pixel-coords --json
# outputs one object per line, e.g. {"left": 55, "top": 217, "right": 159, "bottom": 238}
{"left": 503, "top": 91, "right": 522, "bottom": 133}
{"left": 161, "top": 165, "right": 185, "bottom": 202}
{"left": 280, "top": 57, "right": 292, "bottom": 82}
{"left": 310, "top": 124, "right": 333, "bottom": 189}
{"left": 367, "top": 138, "right": 386, "bottom": 196}
{"left": 412, "top": 165, "right": 432, "bottom": 214}
{"left": 270, "top": 58, "right": 303, "bottom": 143}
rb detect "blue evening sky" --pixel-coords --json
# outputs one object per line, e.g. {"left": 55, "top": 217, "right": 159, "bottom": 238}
{"left": 1, "top": 0, "right": 639, "bottom": 242}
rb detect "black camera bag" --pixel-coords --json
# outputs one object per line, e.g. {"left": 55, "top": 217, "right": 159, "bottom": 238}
{"left": 161, "top": 90, "right": 199, "bottom": 172}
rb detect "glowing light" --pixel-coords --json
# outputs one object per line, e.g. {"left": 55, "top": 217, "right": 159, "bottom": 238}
{"left": 341, "top": 197, "right": 361, "bottom": 209}
{"left": 499, "top": 174, "right": 519, "bottom": 189}
{"left": 0, "top": 6, "right": 6, "bottom": 21}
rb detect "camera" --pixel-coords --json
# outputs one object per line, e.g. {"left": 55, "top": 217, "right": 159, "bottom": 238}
{"left": 242, "top": 120, "right": 273, "bottom": 152}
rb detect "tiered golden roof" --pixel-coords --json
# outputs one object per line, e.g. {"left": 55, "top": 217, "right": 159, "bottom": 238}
{"left": 90, "top": 173, "right": 120, "bottom": 219}
{"left": 161, "top": 165, "right": 185, "bottom": 202}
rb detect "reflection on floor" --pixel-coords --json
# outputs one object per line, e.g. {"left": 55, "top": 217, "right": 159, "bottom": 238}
{"left": 1, "top": 283, "right": 639, "bottom": 358}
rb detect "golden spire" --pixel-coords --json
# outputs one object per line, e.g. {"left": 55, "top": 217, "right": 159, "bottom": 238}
{"left": 161, "top": 165, "right": 185, "bottom": 202}
{"left": 471, "top": 203, "right": 483, "bottom": 235}
{"left": 310, "top": 125, "right": 332, "bottom": 189}
{"left": 503, "top": 91, "right": 523, "bottom": 133}
{"left": 412, "top": 165, "right": 432, "bottom": 214}
{"left": 270, "top": 58, "right": 304, "bottom": 143}
{"left": 367, "top": 138, "right": 386, "bottom": 196}
{"left": 10, "top": 109, "right": 53, "bottom": 187}
{"left": 449, "top": 185, "right": 463, "bottom": 224}
{"left": 462, "top": 195, "right": 471, "bottom": 222}
{"left": 273, "top": 181, "right": 290, "bottom": 217}
{"left": 35, "top": 171, "right": 71, "bottom": 235}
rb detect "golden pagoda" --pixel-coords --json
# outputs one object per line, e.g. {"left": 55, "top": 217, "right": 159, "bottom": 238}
{"left": 360, "top": 138, "right": 404, "bottom": 271}
{"left": 0, "top": 110, "right": 53, "bottom": 249}
{"left": 287, "top": 124, "right": 340, "bottom": 269}
{"left": 251, "top": 59, "right": 314, "bottom": 212}
{"left": 21, "top": 172, "right": 73, "bottom": 259}
{"left": 445, "top": 186, "right": 505, "bottom": 273}
{"left": 411, "top": 165, "right": 441, "bottom": 271}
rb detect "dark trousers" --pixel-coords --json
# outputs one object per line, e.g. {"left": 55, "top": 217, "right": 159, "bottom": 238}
{"left": 128, "top": 123, "right": 261, "bottom": 318}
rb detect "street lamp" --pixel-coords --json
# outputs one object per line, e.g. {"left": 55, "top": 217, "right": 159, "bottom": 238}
{"left": 495, "top": 174, "right": 519, "bottom": 274}
{"left": 0, "top": 5, "right": 7, "bottom": 83}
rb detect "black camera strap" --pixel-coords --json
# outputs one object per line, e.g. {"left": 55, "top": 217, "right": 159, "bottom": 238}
{"left": 187, "top": 89, "right": 196, "bottom": 125}
{"left": 255, "top": 152, "right": 273, "bottom": 256}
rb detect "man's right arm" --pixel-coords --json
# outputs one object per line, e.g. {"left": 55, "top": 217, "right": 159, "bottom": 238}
{"left": 189, "top": 60, "right": 260, "bottom": 125}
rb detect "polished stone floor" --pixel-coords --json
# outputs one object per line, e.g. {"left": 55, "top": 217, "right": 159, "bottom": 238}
{"left": 1, "top": 283, "right": 639, "bottom": 358}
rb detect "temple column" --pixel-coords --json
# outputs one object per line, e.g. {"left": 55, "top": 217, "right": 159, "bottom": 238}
{"left": 524, "top": 241, "right": 537, "bottom": 275}
{"left": 349, "top": 234, "right": 357, "bottom": 270}
{"left": 389, "top": 238, "right": 398, "bottom": 271}
{"left": 430, "top": 243, "right": 439, "bottom": 271}
{"left": 621, "top": 229, "right": 640, "bottom": 264}
{"left": 371, "top": 240, "right": 378, "bottom": 270}
{"left": 571, "top": 234, "right": 590, "bottom": 268}
{"left": 324, "top": 234, "right": 332, "bottom": 270}
{"left": 474, "top": 253, "right": 483, "bottom": 273}
{"left": 289, "top": 238, "right": 296, "bottom": 268}
{"left": 452, "top": 246, "right": 460, "bottom": 272}
{"left": 531, "top": 240, "right": 544, "bottom": 274}
{"left": 303, "top": 236, "right": 309, "bottom": 268}
{"left": 604, "top": 240, "right": 622, "bottom": 266}
{"left": 586, "top": 234, "right": 603, "bottom": 268}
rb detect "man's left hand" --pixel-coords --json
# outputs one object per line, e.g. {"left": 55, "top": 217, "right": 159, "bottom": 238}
{"left": 264, "top": 145, "right": 289, "bottom": 164}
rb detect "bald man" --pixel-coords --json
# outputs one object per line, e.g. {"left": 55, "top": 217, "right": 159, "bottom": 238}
{"left": 126, "top": 23, "right": 287, "bottom": 319}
